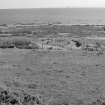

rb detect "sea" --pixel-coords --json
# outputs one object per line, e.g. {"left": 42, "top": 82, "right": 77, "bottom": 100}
{"left": 0, "top": 8, "right": 105, "bottom": 25}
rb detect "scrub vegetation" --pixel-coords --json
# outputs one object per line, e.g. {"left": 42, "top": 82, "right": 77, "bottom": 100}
{"left": 0, "top": 24, "right": 105, "bottom": 105}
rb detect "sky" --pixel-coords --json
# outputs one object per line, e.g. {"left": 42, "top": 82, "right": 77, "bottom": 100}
{"left": 0, "top": 0, "right": 105, "bottom": 9}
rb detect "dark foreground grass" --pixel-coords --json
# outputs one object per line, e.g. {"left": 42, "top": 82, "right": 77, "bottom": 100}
{"left": 0, "top": 88, "right": 43, "bottom": 105}
{"left": 0, "top": 87, "right": 105, "bottom": 105}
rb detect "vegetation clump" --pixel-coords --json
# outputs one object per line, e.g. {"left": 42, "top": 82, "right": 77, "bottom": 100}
{"left": 0, "top": 38, "right": 40, "bottom": 49}
{"left": 0, "top": 88, "right": 44, "bottom": 105}
{"left": 82, "top": 41, "right": 104, "bottom": 56}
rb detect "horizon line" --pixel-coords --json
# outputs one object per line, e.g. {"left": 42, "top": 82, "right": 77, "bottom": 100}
{"left": 0, "top": 7, "right": 105, "bottom": 10}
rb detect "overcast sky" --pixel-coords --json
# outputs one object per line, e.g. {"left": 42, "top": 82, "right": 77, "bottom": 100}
{"left": 0, "top": 0, "right": 105, "bottom": 9}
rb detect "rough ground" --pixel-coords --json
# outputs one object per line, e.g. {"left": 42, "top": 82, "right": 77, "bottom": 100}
{"left": 0, "top": 24, "right": 105, "bottom": 105}
{"left": 0, "top": 48, "right": 105, "bottom": 105}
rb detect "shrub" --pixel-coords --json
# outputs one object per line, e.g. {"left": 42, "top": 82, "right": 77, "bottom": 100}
{"left": 0, "top": 88, "right": 44, "bottom": 105}
{"left": 0, "top": 38, "right": 40, "bottom": 49}
{"left": 0, "top": 40, "right": 15, "bottom": 48}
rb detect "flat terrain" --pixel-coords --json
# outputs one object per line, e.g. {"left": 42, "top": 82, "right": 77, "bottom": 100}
{"left": 0, "top": 24, "right": 105, "bottom": 105}
{"left": 0, "top": 48, "right": 105, "bottom": 104}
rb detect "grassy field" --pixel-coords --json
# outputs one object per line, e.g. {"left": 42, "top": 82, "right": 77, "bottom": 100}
{"left": 0, "top": 25, "right": 105, "bottom": 105}
{"left": 0, "top": 49, "right": 105, "bottom": 105}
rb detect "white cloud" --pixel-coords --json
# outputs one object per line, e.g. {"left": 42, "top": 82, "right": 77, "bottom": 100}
{"left": 0, "top": 0, "right": 105, "bottom": 9}
{"left": 69, "top": 0, "right": 105, "bottom": 7}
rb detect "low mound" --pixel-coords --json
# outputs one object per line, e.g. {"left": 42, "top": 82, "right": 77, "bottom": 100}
{"left": 0, "top": 38, "right": 40, "bottom": 49}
